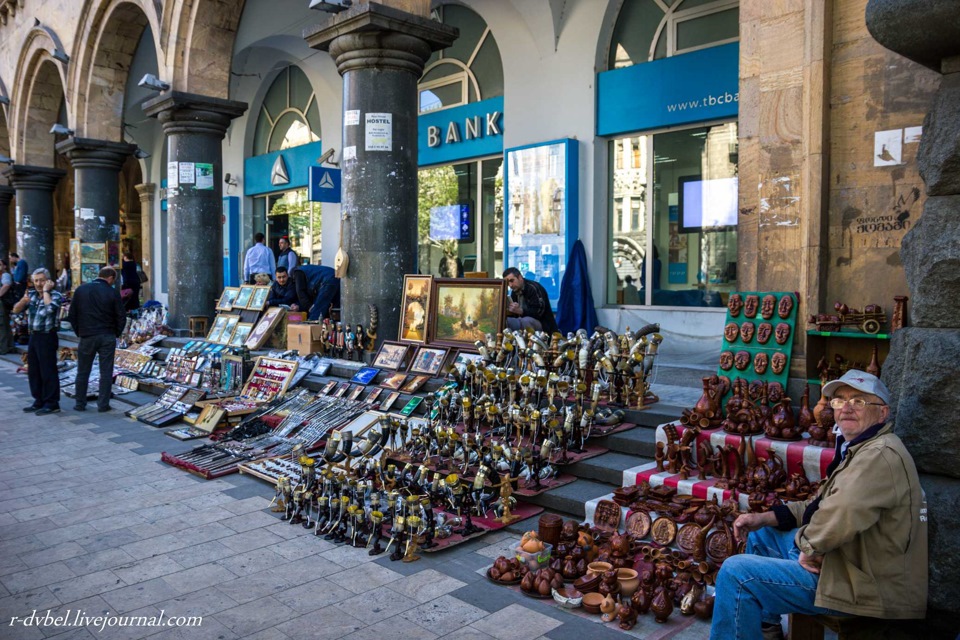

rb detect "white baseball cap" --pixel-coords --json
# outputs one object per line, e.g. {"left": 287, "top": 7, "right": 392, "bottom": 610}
{"left": 821, "top": 369, "right": 891, "bottom": 405}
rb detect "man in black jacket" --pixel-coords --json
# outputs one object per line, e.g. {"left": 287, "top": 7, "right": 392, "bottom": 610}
{"left": 503, "top": 267, "right": 559, "bottom": 334}
{"left": 266, "top": 267, "right": 297, "bottom": 308}
{"left": 67, "top": 266, "right": 126, "bottom": 412}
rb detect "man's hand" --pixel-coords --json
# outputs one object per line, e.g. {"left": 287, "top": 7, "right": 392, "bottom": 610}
{"left": 43, "top": 281, "right": 55, "bottom": 293}
{"left": 507, "top": 301, "right": 522, "bottom": 316}
{"left": 290, "top": 304, "right": 299, "bottom": 311}
{"left": 732, "top": 512, "right": 776, "bottom": 542}
{"left": 799, "top": 551, "right": 823, "bottom": 574}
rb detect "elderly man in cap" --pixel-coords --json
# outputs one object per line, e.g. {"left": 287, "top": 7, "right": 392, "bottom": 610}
{"left": 710, "top": 370, "right": 927, "bottom": 640}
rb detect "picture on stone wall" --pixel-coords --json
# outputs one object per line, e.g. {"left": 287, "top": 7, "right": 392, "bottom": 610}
{"left": 398, "top": 275, "right": 433, "bottom": 344}
{"left": 428, "top": 278, "right": 506, "bottom": 349}
{"left": 80, "top": 263, "right": 100, "bottom": 284}
{"left": 80, "top": 243, "right": 106, "bottom": 263}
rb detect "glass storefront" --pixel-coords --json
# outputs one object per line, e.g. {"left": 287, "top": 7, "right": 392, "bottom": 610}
{"left": 608, "top": 122, "right": 737, "bottom": 307}
{"left": 252, "top": 189, "right": 322, "bottom": 265}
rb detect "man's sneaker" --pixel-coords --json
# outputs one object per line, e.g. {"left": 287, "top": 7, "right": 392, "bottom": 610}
{"left": 23, "top": 405, "right": 41, "bottom": 412}
{"left": 761, "top": 623, "right": 786, "bottom": 640}
{"left": 98, "top": 406, "right": 112, "bottom": 413}
{"left": 74, "top": 405, "right": 87, "bottom": 412}
{"left": 35, "top": 407, "right": 61, "bottom": 416}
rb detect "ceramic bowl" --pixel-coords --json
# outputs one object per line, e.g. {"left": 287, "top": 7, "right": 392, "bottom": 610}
{"left": 581, "top": 592, "right": 604, "bottom": 614}
{"left": 573, "top": 574, "right": 601, "bottom": 594}
{"left": 586, "top": 561, "right": 612, "bottom": 577}
{"left": 551, "top": 587, "right": 583, "bottom": 609}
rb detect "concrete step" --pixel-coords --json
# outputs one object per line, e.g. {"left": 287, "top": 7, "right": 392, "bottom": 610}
{"left": 564, "top": 451, "right": 650, "bottom": 486}
{"left": 595, "top": 424, "right": 659, "bottom": 458}
{"left": 521, "top": 478, "right": 618, "bottom": 519}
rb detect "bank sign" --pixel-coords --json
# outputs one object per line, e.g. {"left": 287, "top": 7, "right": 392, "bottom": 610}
{"left": 418, "top": 96, "right": 504, "bottom": 167}
{"left": 597, "top": 42, "right": 739, "bottom": 136}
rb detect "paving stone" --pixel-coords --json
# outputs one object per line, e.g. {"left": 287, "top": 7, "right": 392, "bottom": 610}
{"left": 83, "top": 604, "right": 165, "bottom": 640}
{"left": 75, "top": 528, "right": 142, "bottom": 554}
{"left": 213, "top": 547, "right": 289, "bottom": 576}
{"left": 110, "top": 555, "right": 186, "bottom": 585}
{"left": 0, "top": 587, "right": 63, "bottom": 622}
{"left": 213, "top": 567, "right": 299, "bottom": 606}
{"left": 99, "top": 578, "right": 181, "bottom": 614}
{"left": 1, "top": 562, "right": 78, "bottom": 594}
{"left": 142, "top": 617, "right": 238, "bottom": 640}
{"left": 266, "top": 532, "right": 336, "bottom": 559}
{"left": 437, "top": 628, "right": 498, "bottom": 640}
{"left": 320, "top": 543, "right": 382, "bottom": 569}
{"left": 241, "top": 628, "right": 291, "bottom": 640}
{"left": 326, "top": 561, "right": 403, "bottom": 594}
{"left": 214, "top": 595, "right": 298, "bottom": 637}
{"left": 19, "top": 542, "right": 88, "bottom": 569}
{"left": 47, "top": 570, "right": 125, "bottom": 604}
{"left": 333, "top": 585, "right": 419, "bottom": 624}
{"left": 272, "top": 604, "right": 367, "bottom": 639}
{"left": 219, "top": 510, "right": 283, "bottom": 533}
{"left": 43, "top": 627, "right": 98, "bottom": 640}
{"left": 470, "top": 605, "right": 563, "bottom": 640}
{"left": 272, "top": 577, "right": 354, "bottom": 614}
{"left": 159, "top": 563, "right": 239, "bottom": 595}
{"left": 33, "top": 523, "right": 101, "bottom": 548}
{"left": 165, "top": 541, "right": 237, "bottom": 570}
{"left": 153, "top": 587, "right": 241, "bottom": 619}
{"left": 387, "top": 568, "right": 467, "bottom": 603}
{"left": 344, "top": 613, "right": 439, "bottom": 640}
{"left": 399, "top": 594, "right": 489, "bottom": 637}
{"left": 63, "top": 549, "right": 138, "bottom": 576}
{"left": 220, "top": 497, "right": 272, "bottom": 515}
{"left": 218, "top": 529, "right": 286, "bottom": 553}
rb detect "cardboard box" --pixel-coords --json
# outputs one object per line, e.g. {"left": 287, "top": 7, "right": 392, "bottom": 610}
{"left": 286, "top": 311, "right": 307, "bottom": 324}
{"left": 287, "top": 323, "right": 324, "bottom": 354}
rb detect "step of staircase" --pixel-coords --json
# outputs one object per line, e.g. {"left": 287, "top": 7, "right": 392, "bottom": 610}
{"left": 565, "top": 451, "right": 647, "bottom": 486}
{"left": 521, "top": 478, "right": 617, "bottom": 519}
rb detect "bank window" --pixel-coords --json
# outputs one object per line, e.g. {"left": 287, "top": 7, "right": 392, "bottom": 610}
{"left": 252, "top": 66, "right": 321, "bottom": 155}
{"left": 608, "top": 123, "right": 738, "bottom": 307}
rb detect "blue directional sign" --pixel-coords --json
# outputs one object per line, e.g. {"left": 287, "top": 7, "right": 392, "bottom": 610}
{"left": 308, "top": 166, "right": 342, "bottom": 203}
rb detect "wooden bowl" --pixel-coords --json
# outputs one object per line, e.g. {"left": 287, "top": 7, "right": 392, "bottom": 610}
{"left": 573, "top": 574, "right": 601, "bottom": 594}
{"left": 582, "top": 592, "right": 604, "bottom": 614}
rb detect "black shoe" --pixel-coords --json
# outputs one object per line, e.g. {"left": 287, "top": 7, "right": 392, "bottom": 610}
{"left": 98, "top": 406, "right": 112, "bottom": 413}
{"left": 74, "top": 405, "right": 87, "bottom": 412}
{"left": 23, "top": 405, "right": 42, "bottom": 413}
{"left": 35, "top": 407, "right": 61, "bottom": 416}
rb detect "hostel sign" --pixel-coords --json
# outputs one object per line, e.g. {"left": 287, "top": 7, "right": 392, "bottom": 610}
{"left": 418, "top": 96, "right": 504, "bottom": 167}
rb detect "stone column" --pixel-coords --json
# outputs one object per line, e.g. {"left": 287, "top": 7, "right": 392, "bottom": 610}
{"left": 0, "top": 184, "right": 13, "bottom": 260}
{"left": 306, "top": 3, "right": 456, "bottom": 346}
{"left": 56, "top": 138, "right": 136, "bottom": 251}
{"left": 2, "top": 165, "right": 65, "bottom": 274}
{"left": 134, "top": 183, "right": 156, "bottom": 300}
{"left": 143, "top": 92, "right": 247, "bottom": 330}
{"left": 867, "top": 0, "right": 960, "bottom": 628}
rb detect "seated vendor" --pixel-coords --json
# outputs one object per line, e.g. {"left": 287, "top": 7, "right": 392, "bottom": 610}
{"left": 502, "top": 267, "right": 559, "bottom": 334}
{"left": 266, "top": 266, "right": 297, "bottom": 308}
{"left": 291, "top": 264, "right": 340, "bottom": 321}
{"left": 710, "top": 370, "right": 927, "bottom": 640}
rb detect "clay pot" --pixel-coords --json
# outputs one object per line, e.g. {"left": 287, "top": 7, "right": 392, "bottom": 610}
{"left": 631, "top": 587, "right": 651, "bottom": 614}
{"left": 616, "top": 568, "right": 640, "bottom": 597}
{"left": 562, "top": 556, "right": 579, "bottom": 581}
{"left": 693, "top": 377, "right": 720, "bottom": 418}
{"left": 813, "top": 391, "right": 828, "bottom": 425}
{"left": 538, "top": 514, "right": 563, "bottom": 550}
{"left": 582, "top": 592, "right": 604, "bottom": 615}
{"left": 693, "top": 595, "right": 715, "bottom": 620}
{"left": 587, "top": 561, "right": 612, "bottom": 577}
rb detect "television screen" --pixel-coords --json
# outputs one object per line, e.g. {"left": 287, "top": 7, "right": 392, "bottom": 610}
{"left": 678, "top": 176, "right": 739, "bottom": 233}
{"left": 430, "top": 203, "right": 472, "bottom": 242}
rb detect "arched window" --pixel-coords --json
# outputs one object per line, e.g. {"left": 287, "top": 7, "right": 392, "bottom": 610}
{"left": 418, "top": 5, "right": 503, "bottom": 113}
{"left": 609, "top": 0, "right": 739, "bottom": 68}
{"left": 253, "top": 66, "right": 321, "bottom": 154}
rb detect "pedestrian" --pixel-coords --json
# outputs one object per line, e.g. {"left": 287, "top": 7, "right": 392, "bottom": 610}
{"left": 277, "top": 236, "right": 299, "bottom": 272}
{"left": 0, "top": 258, "right": 16, "bottom": 354}
{"left": 12, "top": 268, "right": 63, "bottom": 415}
{"left": 242, "top": 232, "right": 275, "bottom": 285}
{"left": 9, "top": 252, "right": 29, "bottom": 298}
{"left": 66, "top": 266, "right": 125, "bottom": 413}
{"left": 291, "top": 264, "right": 339, "bottom": 320}
{"left": 502, "top": 267, "right": 559, "bottom": 334}
{"left": 120, "top": 251, "right": 141, "bottom": 311}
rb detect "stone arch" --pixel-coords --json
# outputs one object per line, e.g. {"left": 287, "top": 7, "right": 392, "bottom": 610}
{"left": 12, "top": 27, "right": 69, "bottom": 166}
{"left": 167, "top": 0, "right": 246, "bottom": 96}
{"left": 0, "top": 77, "right": 9, "bottom": 158}
{"left": 72, "top": 0, "right": 163, "bottom": 140}
{"left": 501, "top": 0, "right": 566, "bottom": 55}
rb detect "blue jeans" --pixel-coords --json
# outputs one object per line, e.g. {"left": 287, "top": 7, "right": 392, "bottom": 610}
{"left": 710, "top": 527, "right": 841, "bottom": 640}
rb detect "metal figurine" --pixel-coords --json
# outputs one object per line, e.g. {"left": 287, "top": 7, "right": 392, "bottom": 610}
{"left": 368, "top": 510, "right": 385, "bottom": 555}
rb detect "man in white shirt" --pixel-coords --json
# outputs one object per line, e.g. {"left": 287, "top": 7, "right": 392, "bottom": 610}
{"left": 242, "top": 233, "right": 276, "bottom": 284}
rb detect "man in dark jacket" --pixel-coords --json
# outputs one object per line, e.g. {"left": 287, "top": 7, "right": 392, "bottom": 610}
{"left": 502, "top": 267, "right": 559, "bottom": 334}
{"left": 66, "top": 266, "right": 126, "bottom": 412}
{"left": 291, "top": 264, "right": 340, "bottom": 321}
{"left": 266, "top": 267, "right": 298, "bottom": 307}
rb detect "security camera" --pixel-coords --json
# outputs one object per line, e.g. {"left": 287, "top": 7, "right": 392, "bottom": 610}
{"left": 49, "top": 123, "right": 74, "bottom": 136}
{"left": 317, "top": 148, "right": 338, "bottom": 166}
{"left": 138, "top": 74, "right": 170, "bottom": 92}
{"left": 224, "top": 173, "right": 238, "bottom": 186}
{"left": 0, "top": 96, "right": 9, "bottom": 106}
{"left": 134, "top": 148, "right": 151, "bottom": 159}
{"left": 309, "top": 0, "right": 352, "bottom": 13}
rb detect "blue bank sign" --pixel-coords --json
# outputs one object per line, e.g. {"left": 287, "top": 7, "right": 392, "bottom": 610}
{"left": 418, "top": 96, "right": 504, "bottom": 167}
{"left": 597, "top": 42, "right": 739, "bottom": 136}
{"left": 307, "top": 166, "right": 341, "bottom": 203}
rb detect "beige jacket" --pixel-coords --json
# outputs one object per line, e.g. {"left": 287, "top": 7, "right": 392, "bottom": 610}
{"left": 786, "top": 422, "right": 927, "bottom": 619}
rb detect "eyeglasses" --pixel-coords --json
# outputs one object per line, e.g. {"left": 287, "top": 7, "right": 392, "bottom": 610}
{"left": 829, "top": 397, "right": 885, "bottom": 410}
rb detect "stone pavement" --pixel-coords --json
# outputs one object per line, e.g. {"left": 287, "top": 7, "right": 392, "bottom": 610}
{"left": 0, "top": 359, "right": 711, "bottom": 640}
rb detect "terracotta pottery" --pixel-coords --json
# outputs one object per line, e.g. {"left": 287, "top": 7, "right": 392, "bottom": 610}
{"left": 582, "top": 592, "right": 604, "bottom": 614}
{"left": 797, "top": 385, "right": 815, "bottom": 434}
{"left": 693, "top": 595, "right": 715, "bottom": 619}
{"left": 651, "top": 586, "right": 674, "bottom": 623}
{"left": 631, "top": 586, "right": 651, "bottom": 614}
{"left": 538, "top": 514, "right": 563, "bottom": 551}
{"left": 617, "top": 568, "right": 640, "bottom": 597}
{"left": 587, "top": 561, "right": 612, "bottom": 577}
{"left": 867, "top": 344, "right": 882, "bottom": 377}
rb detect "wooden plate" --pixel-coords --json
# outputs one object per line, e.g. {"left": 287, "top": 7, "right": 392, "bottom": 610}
{"left": 625, "top": 511, "right": 651, "bottom": 540}
{"left": 486, "top": 568, "right": 521, "bottom": 586}
{"left": 676, "top": 523, "right": 701, "bottom": 555}
{"left": 593, "top": 499, "right": 621, "bottom": 532}
{"left": 706, "top": 529, "right": 734, "bottom": 563}
{"left": 650, "top": 516, "right": 678, "bottom": 547}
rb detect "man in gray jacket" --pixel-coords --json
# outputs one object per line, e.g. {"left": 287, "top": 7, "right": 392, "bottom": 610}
{"left": 711, "top": 370, "right": 927, "bottom": 639}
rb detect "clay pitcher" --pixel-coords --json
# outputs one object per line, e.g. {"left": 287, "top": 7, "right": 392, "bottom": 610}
{"left": 769, "top": 397, "right": 796, "bottom": 439}
{"left": 651, "top": 585, "right": 674, "bottom": 623}
{"left": 867, "top": 344, "right": 882, "bottom": 377}
{"left": 797, "top": 385, "right": 815, "bottom": 434}
{"left": 694, "top": 377, "right": 719, "bottom": 418}
{"left": 812, "top": 389, "right": 828, "bottom": 425}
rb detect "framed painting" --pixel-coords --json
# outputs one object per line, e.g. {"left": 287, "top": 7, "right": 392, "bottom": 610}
{"left": 247, "top": 285, "right": 270, "bottom": 311}
{"left": 217, "top": 287, "right": 241, "bottom": 312}
{"left": 428, "top": 278, "right": 506, "bottom": 349}
{"left": 372, "top": 341, "right": 411, "bottom": 371}
{"left": 398, "top": 274, "right": 432, "bottom": 344}
{"left": 380, "top": 391, "right": 401, "bottom": 412}
{"left": 80, "top": 263, "right": 101, "bottom": 284}
{"left": 400, "top": 374, "right": 430, "bottom": 394}
{"left": 228, "top": 323, "right": 254, "bottom": 348}
{"left": 350, "top": 367, "right": 380, "bottom": 386}
{"left": 219, "top": 316, "right": 240, "bottom": 344}
{"left": 365, "top": 387, "right": 383, "bottom": 404}
{"left": 380, "top": 372, "right": 408, "bottom": 390}
{"left": 245, "top": 306, "right": 285, "bottom": 350}
{"left": 408, "top": 346, "right": 449, "bottom": 377}
{"left": 234, "top": 285, "right": 255, "bottom": 309}
{"left": 80, "top": 242, "right": 106, "bottom": 263}
{"left": 207, "top": 315, "right": 229, "bottom": 343}
{"left": 69, "top": 238, "right": 82, "bottom": 270}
